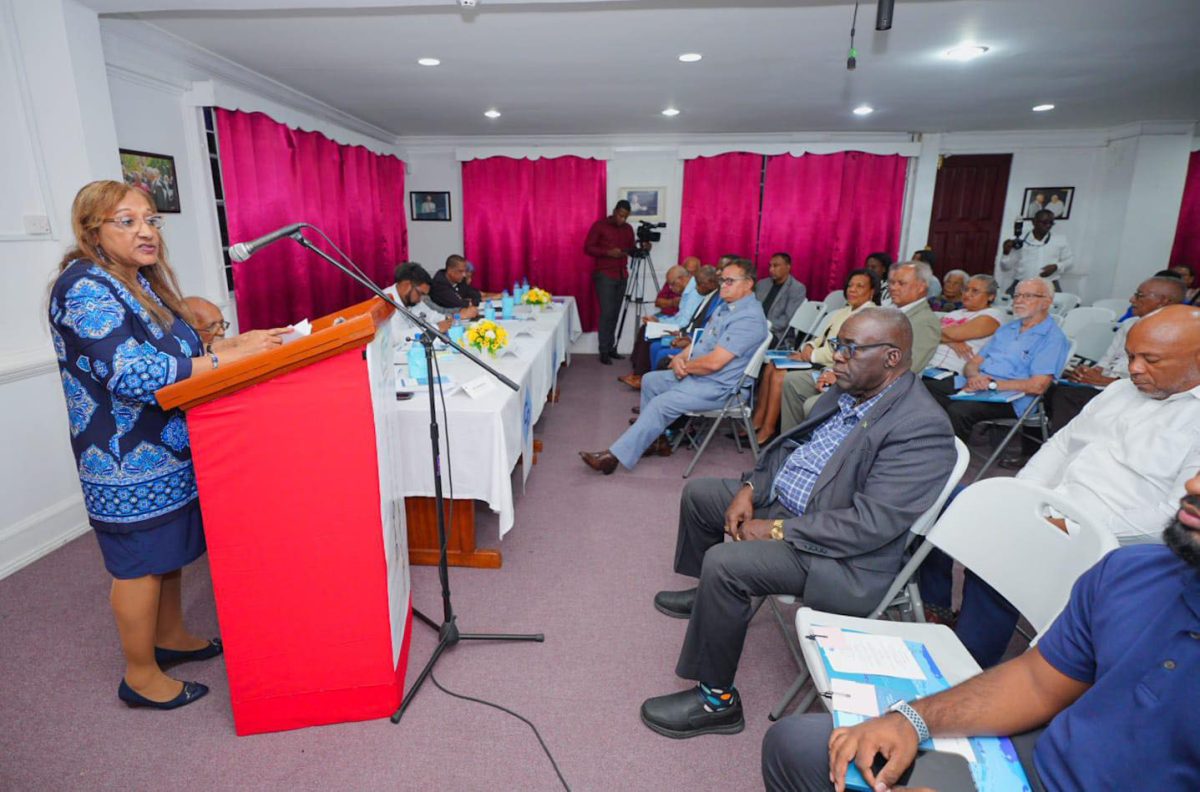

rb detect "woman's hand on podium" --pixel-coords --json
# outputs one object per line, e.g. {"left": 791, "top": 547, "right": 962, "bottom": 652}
{"left": 212, "top": 327, "right": 289, "bottom": 363}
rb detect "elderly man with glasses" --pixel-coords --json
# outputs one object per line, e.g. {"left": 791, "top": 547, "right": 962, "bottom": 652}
{"left": 183, "top": 296, "right": 229, "bottom": 350}
{"left": 580, "top": 259, "right": 768, "bottom": 473}
{"left": 638, "top": 307, "right": 957, "bottom": 738}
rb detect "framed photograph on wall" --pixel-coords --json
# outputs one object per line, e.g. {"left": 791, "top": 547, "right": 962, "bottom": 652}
{"left": 119, "top": 149, "right": 181, "bottom": 213}
{"left": 410, "top": 191, "right": 451, "bottom": 221}
{"left": 618, "top": 186, "right": 665, "bottom": 223}
{"left": 1021, "top": 186, "right": 1074, "bottom": 220}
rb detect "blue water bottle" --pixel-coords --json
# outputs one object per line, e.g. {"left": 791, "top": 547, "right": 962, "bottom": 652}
{"left": 501, "top": 291, "right": 514, "bottom": 320}
{"left": 407, "top": 334, "right": 427, "bottom": 383}
{"left": 449, "top": 315, "right": 465, "bottom": 346}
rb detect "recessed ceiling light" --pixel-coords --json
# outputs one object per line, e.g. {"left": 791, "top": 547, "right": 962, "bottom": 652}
{"left": 678, "top": 53, "right": 702, "bottom": 63}
{"left": 943, "top": 43, "right": 989, "bottom": 62}
{"left": 661, "top": 108, "right": 681, "bottom": 117}
{"left": 417, "top": 57, "right": 441, "bottom": 66}
{"left": 853, "top": 104, "right": 874, "bottom": 116}
{"left": 1032, "top": 103, "right": 1055, "bottom": 112}
{"left": 484, "top": 109, "right": 501, "bottom": 119}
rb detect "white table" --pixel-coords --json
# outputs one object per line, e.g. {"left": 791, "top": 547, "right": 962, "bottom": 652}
{"left": 385, "top": 298, "right": 581, "bottom": 548}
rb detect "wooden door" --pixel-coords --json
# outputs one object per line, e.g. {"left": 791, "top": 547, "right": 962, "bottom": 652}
{"left": 926, "top": 154, "right": 1012, "bottom": 278}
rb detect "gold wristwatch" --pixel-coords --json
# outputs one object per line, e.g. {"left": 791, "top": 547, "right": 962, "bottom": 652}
{"left": 770, "top": 519, "right": 785, "bottom": 541}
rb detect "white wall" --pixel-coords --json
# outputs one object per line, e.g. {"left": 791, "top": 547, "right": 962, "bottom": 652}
{"left": 405, "top": 150, "right": 464, "bottom": 274}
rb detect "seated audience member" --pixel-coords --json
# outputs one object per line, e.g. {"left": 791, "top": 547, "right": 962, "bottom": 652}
{"left": 923, "top": 274, "right": 1005, "bottom": 375}
{"left": 928, "top": 268, "right": 969, "bottom": 312}
{"left": 920, "top": 304, "right": 1200, "bottom": 666}
{"left": 762, "top": 469, "right": 1200, "bottom": 792}
{"left": 924, "top": 277, "right": 1069, "bottom": 462}
{"left": 654, "top": 265, "right": 689, "bottom": 317}
{"left": 1048, "top": 275, "right": 1184, "bottom": 431}
{"left": 428, "top": 254, "right": 481, "bottom": 316}
{"left": 750, "top": 269, "right": 879, "bottom": 446}
{"left": 639, "top": 308, "right": 956, "bottom": 738}
{"left": 462, "top": 260, "right": 500, "bottom": 302}
{"left": 1172, "top": 263, "right": 1199, "bottom": 303}
{"left": 864, "top": 252, "right": 892, "bottom": 304}
{"left": 383, "top": 261, "right": 453, "bottom": 338}
{"left": 183, "top": 296, "right": 229, "bottom": 349}
{"left": 911, "top": 250, "right": 941, "bottom": 297}
{"left": 780, "top": 262, "right": 940, "bottom": 431}
{"left": 621, "top": 265, "right": 720, "bottom": 390}
{"left": 755, "top": 252, "right": 808, "bottom": 344}
{"left": 580, "top": 260, "right": 767, "bottom": 473}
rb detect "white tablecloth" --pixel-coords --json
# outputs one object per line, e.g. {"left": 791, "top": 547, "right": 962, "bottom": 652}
{"left": 384, "top": 297, "right": 581, "bottom": 537}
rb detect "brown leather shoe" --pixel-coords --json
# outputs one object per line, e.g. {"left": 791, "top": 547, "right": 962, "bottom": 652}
{"left": 617, "top": 374, "right": 642, "bottom": 390}
{"left": 629, "top": 416, "right": 639, "bottom": 425}
{"left": 641, "top": 436, "right": 673, "bottom": 458}
{"left": 580, "top": 450, "right": 618, "bottom": 474}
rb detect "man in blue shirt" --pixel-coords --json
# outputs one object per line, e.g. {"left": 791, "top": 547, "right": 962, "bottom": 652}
{"left": 762, "top": 470, "right": 1200, "bottom": 792}
{"left": 581, "top": 260, "right": 768, "bottom": 473}
{"left": 925, "top": 277, "right": 1070, "bottom": 448}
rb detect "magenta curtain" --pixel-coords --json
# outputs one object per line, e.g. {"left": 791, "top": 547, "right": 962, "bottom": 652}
{"left": 216, "top": 109, "right": 408, "bottom": 330}
{"left": 462, "top": 156, "right": 606, "bottom": 330}
{"left": 678, "top": 153, "right": 765, "bottom": 266}
{"left": 1170, "top": 151, "right": 1200, "bottom": 270}
{"left": 756, "top": 152, "right": 907, "bottom": 300}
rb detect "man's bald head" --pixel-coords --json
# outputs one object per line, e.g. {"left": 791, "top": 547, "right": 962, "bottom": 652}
{"left": 1126, "top": 304, "right": 1200, "bottom": 399}
{"left": 695, "top": 265, "right": 720, "bottom": 293}
{"left": 184, "top": 296, "right": 226, "bottom": 345}
{"left": 830, "top": 306, "right": 912, "bottom": 399}
{"left": 665, "top": 265, "right": 688, "bottom": 293}
{"left": 681, "top": 256, "right": 701, "bottom": 274}
{"left": 1134, "top": 276, "right": 1186, "bottom": 313}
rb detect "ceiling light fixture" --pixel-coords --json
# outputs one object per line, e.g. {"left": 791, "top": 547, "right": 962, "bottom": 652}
{"left": 417, "top": 57, "right": 441, "bottom": 66}
{"left": 943, "top": 43, "right": 989, "bottom": 61}
{"left": 484, "top": 109, "right": 501, "bottom": 119}
{"left": 661, "top": 108, "right": 681, "bottom": 117}
{"left": 853, "top": 104, "right": 874, "bottom": 116}
{"left": 678, "top": 53, "right": 702, "bottom": 63}
{"left": 1032, "top": 103, "right": 1055, "bottom": 112}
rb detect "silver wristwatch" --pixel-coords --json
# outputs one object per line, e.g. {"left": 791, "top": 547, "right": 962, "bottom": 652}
{"left": 887, "top": 700, "right": 930, "bottom": 743}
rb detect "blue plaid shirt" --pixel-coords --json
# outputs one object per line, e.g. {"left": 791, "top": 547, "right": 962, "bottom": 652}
{"left": 771, "top": 386, "right": 891, "bottom": 516}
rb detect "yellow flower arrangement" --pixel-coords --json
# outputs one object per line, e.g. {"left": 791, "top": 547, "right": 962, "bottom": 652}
{"left": 464, "top": 318, "right": 509, "bottom": 356}
{"left": 523, "top": 286, "right": 552, "bottom": 306}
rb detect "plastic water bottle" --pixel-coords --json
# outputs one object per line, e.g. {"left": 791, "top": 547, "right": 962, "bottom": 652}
{"left": 407, "top": 334, "right": 427, "bottom": 383}
{"left": 501, "top": 292, "right": 514, "bottom": 320}
{"left": 512, "top": 280, "right": 520, "bottom": 298}
{"left": 483, "top": 301, "right": 495, "bottom": 321}
{"left": 522, "top": 276, "right": 530, "bottom": 294}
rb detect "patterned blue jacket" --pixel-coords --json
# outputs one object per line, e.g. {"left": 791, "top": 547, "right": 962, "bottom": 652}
{"left": 49, "top": 259, "right": 201, "bottom": 533}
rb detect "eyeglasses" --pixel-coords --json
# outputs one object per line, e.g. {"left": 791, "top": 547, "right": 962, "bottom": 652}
{"left": 718, "top": 277, "right": 750, "bottom": 286}
{"left": 1012, "top": 291, "right": 1050, "bottom": 301}
{"left": 829, "top": 338, "right": 899, "bottom": 359}
{"left": 104, "top": 215, "right": 165, "bottom": 231}
{"left": 202, "top": 320, "right": 231, "bottom": 333}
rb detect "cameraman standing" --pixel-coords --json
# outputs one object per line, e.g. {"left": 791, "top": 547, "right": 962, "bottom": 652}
{"left": 997, "top": 209, "right": 1074, "bottom": 295}
{"left": 584, "top": 200, "right": 637, "bottom": 364}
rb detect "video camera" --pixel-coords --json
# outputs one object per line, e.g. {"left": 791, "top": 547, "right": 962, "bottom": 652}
{"left": 636, "top": 220, "right": 666, "bottom": 244}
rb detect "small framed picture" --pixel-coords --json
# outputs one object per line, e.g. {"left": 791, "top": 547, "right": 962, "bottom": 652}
{"left": 410, "top": 191, "right": 451, "bottom": 222}
{"left": 1021, "top": 186, "right": 1074, "bottom": 220}
{"left": 619, "top": 186, "right": 665, "bottom": 223}
{"left": 119, "top": 149, "right": 181, "bottom": 213}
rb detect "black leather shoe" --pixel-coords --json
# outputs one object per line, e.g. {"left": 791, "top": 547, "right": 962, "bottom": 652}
{"left": 654, "top": 588, "right": 696, "bottom": 619}
{"left": 640, "top": 687, "right": 744, "bottom": 739}
{"left": 155, "top": 638, "right": 223, "bottom": 669}
{"left": 609, "top": 351, "right": 626, "bottom": 361}
{"left": 641, "top": 436, "right": 673, "bottom": 458}
{"left": 580, "top": 450, "right": 619, "bottom": 474}
{"left": 118, "top": 679, "right": 209, "bottom": 710}
{"left": 599, "top": 354, "right": 613, "bottom": 365}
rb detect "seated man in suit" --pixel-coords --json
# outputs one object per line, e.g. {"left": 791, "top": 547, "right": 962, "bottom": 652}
{"left": 1047, "top": 275, "right": 1183, "bottom": 432}
{"left": 428, "top": 254, "right": 481, "bottom": 317}
{"left": 580, "top": 259, "right": 767, "bottom": 473}
{"left": 763, "top": 469, "right": 1200, "bottom": 792}
{"left": 756, "top": 252, "right": 807, "bottom": 344}
{"left": 639, "top": 308, "right": 957, "bottom": 738}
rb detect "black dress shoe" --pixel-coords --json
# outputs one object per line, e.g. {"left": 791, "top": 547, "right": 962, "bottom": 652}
{"left": 654, "top": 588, "right": 696, "bottom": 619}
{"left": 641, "top": 436, "right": 673, "bottom": 458}
{"left": 579, "top": 450, "right": 618, "bottom": 474}
{"left": 640, "top": 687, "right": 744, "bottom": 739}
{"left": 155, "top": 638, "right": 223, "bottom": 669}
{"left": 599, "top": 354, "right": 613, "bottom": 365}
{"left": 609, "top": 351, "right": 626, "bottom": 361}
{"left": 118, "top": 679, "right": 209, "bottom": 710}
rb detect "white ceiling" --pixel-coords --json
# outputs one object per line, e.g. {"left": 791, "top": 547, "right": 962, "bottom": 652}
{"left": 89, "top": 0, "right": 1200, "bottom": 137}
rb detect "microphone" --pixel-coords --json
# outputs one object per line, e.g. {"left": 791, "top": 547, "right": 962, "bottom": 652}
{"left": 229, "top": 222, "right": 307, "bottom": 262}
{"left": 875, "top": 0, "right": 895, "bottom": 31}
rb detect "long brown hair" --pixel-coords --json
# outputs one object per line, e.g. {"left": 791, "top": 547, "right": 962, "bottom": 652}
{"left": 55, "top": 180, "right": 192, "bottom": 329}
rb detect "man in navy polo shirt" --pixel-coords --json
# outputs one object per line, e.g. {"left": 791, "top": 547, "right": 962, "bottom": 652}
{"left": 760, "top": 470, "right": 1200, "bottom": 792}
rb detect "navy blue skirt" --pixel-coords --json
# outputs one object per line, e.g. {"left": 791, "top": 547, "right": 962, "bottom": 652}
{"left": 94, "top": 500, "right": 206, "bottom": 579}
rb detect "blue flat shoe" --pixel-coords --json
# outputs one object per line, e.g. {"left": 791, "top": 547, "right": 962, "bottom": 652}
{"left": 118, "top": 679, "right": 209, "bottom": 710}
{"left": 155, "top": 638, "right": 223, "bottom": 668}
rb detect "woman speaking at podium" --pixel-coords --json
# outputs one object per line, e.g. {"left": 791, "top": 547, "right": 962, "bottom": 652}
{"left": 48, "top": 181, "right": 287, "bottom": 709}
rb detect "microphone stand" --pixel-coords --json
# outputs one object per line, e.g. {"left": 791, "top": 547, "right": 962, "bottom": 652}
{"left": 285, "top": 230, "right": 544, "bottom": 726}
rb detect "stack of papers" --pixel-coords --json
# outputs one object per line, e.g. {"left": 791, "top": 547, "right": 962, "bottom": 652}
{"left": 281, "top": 319, "right": 312, "bottom": 343}
{"left": 949, "top": 389, "right": 1022, "bottom": 403}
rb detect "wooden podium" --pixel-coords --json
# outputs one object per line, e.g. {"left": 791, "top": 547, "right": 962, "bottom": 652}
{"left": 157, "top": 298, "right": 412, "bottom": 736}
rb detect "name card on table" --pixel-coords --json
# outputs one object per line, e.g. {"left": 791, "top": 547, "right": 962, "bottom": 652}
{"left": 461, "top": 376, "right": 497, "bottom": 400}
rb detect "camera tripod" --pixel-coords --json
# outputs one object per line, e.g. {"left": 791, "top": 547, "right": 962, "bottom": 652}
{"left": 614, "top": 250, "right": 661, "bottom": 350}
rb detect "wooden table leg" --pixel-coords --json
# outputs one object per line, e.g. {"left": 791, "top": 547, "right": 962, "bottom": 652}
{"left": 404, "top": 497, "right": 501, "bottom": 568}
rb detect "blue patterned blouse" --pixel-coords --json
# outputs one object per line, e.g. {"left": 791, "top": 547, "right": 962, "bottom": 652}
{"left": 49, "top": 259, "right": 201, "bottom": 534}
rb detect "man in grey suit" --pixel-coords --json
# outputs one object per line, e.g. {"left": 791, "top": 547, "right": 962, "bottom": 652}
{"left": 780, "top": 260, "right": 941, "bottom": 431}
{"left": 756, "top": 252, "right": 808, "bottom": 344}
{"left": 639, "top": 307, "right": 957, "bottom": 739}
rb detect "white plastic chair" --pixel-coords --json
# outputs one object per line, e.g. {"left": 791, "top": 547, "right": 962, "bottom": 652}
{"left": 1092, "top": 298, "right": 1130, "bottom": 316}
{"left": 796, "top": 478, "right": 1119, "bottom": 714}
{"left": 765, "top": 438, "right": 970, "bottom": 720}
{"left": 1060, "top": 306, "right": 1116, "bottom": 340}
{"left": 822, "top": 290, "right": 847, "bottom": 310}
{"left": 779, "top": 301, "right": 827, "bottom": 349}
{"left": 674, "top": 323, "right": 773, "bottom": 478}
{"left": 1071, "top": 321, "right": 1119, "bottom": 364}
{"left": 1051, "top": 292, "right": 1081, "bottom": 317}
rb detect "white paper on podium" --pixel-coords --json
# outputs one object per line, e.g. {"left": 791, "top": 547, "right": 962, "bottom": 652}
{"left": 281, "top": 318, "right": 312, "bottom": 343}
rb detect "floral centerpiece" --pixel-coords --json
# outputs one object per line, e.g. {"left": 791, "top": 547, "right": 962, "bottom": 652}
{"left": 523, "top": 286, "right": 552, "bottom": 307}
{"left": 464, "top": 318, "right": 509, "bottom": 356}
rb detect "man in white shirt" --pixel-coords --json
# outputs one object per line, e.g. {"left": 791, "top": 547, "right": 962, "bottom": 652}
{"left": 1047, "top": 276, "right": 1185, "bottom": 431}
{"left": 920, "top": 304, "right": 1200, "bottom": 667}
{"left": 997, "top": 210, "right": 1074, "bottom": 294}
{"left": 381, "top": 261, "right": 451, "bottom": 346}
